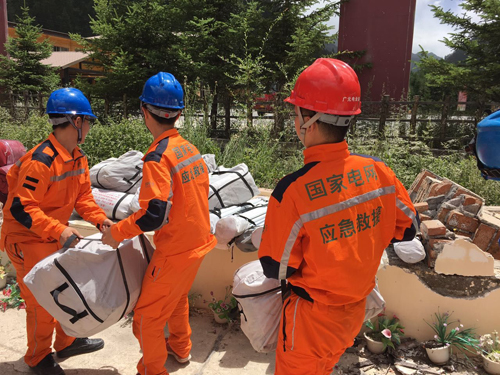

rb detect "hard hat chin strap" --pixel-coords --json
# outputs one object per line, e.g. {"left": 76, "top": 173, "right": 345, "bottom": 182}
{"left": 66, "top": 115, "right": 83, "bottom": 144}
{"left": 297, "top": 106, "right": 322, "bottom": 144}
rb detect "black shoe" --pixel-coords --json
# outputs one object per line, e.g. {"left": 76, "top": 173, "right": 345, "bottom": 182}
{"left": 56, "top": 338, "right": 104, "bottom": 359}
{"left": 29, "top": 353, "right": 65, "bottom": 375}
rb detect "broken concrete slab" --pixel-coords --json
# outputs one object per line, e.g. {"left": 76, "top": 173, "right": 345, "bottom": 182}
{"left": 434, "top": 239, "right": 495, "bottom": 277}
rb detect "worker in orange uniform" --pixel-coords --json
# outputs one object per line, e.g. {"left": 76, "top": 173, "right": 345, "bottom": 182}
{"left": 258, "top": 58, "right": 419, "bottom": 375}
{"left": 101, "top": 72, "right": 217, "bottom": 375}
{"left": 1, "top": 88, "right": 113, "bottom": 375}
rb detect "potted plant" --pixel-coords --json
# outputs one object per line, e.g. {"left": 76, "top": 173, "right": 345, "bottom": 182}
{"left": 1, "top": 282, "right": 26, "bottom": 311}
{"left": 207, "top": 286, "right": 238, "bottom": 324}
{"left": 424, "top": 311, "right": 479, "bottom": 366}
{"left": 0, "top": 262, "right": 9, "bottom": 290}
{"left": 364, "top": 313, "right": 405, "bottom": 354}
{"left": 479, "top": 330, "right": 500, "bottom": 374}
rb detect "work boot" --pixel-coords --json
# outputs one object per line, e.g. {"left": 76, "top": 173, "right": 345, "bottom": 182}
{"left": 166, "top": 339, "right": 191, "bottom": 364}
{"left": 56, "top": 338, "right": 104, "bottom": 358}
{"left": 29, "top": 353, "right": 65, "bottom": 375}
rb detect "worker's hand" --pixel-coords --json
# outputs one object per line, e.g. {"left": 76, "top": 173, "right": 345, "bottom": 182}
{"left": 100, "top": 219, "right": 114, "bottom": 232}
{"left": 59, "top": 227, "right": 83, "bottom": 248}
{"left": 102, "top": 227, "right": 120, "bottom": 249}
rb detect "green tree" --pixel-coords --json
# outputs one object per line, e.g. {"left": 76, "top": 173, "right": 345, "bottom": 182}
{"left": 72, "top": 0, "right": 182, "bottom": 110}
{"left": 7, "top": 0, "right": 96, "bottom": 36}
{"left": 418, "top": 0, "right": 500, "bottom": 102}
{"left": 0, "top": 7, "right": 59, "bottom": 96}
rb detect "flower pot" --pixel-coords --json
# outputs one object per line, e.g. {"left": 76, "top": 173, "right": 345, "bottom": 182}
{"left": 483, "top": 354, "right": 500, "bottom": 375}
{"left": 213, "top": 312, "right": 228, "bottom": 324}
{"left": 425, "top": 344, "right": 450, "bottom": 365}
{"left": 364, "top": 332, "right": 386, "bottom": 354}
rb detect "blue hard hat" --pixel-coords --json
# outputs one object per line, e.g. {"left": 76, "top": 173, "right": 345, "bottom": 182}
{"left": 139, "top": 72, "right": 184, "bottom": 109}
{"left": 477, "top": 110, "right": 500, "bottom": 177}
{"left": 46, "top": 88, "right": 96, "bottom": 118}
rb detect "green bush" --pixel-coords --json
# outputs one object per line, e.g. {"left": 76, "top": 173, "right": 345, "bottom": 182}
{"left": 82, "top": 117, "right": 153, "bottom": 167}
{"left": 1, "top": 111, "right": 499, "bottom": 205}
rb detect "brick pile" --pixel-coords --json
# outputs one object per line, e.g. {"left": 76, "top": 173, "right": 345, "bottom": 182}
{"left": 408, "top": 170, "right": 500, "bottom": 264}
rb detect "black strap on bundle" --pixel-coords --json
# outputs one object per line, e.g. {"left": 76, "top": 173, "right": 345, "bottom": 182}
{"left": 209, "top": 170, "right": 255, "bottom": 207}
{"left": 50, "top": 283, "right": 89, "bottom": 324}
{"left": 123, "top": 165, "right": 143, "bottom": 193}
{"left": 111, "top": 193, "right": 130, "bottom": 221}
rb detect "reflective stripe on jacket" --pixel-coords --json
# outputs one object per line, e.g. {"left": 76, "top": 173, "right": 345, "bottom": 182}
{"left": 111, "top": 128, "right": 216, "bottom": 257}
{"left": 258, "top": 141, "right": 417, "bottom": 306}
{"left": 1, "top": 133, "right": 108, "bottom": 249}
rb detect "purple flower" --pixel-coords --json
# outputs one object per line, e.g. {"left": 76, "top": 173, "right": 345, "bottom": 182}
{"left": 443, "top": 323, "right": 447, "bottom": 327}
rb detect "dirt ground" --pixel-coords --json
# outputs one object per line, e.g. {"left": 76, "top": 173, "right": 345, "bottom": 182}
{"left": 0, "top": 305, "right": 489, "bottom": 375}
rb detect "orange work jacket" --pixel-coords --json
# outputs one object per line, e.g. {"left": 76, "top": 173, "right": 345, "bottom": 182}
{"left": 110, "top": 128, "right": 216, "bottom": 257}
{"left": 1, "top": 133, "right": 108, "bottom": 250}
{"left": 258, "top": 141, "right": 418, "bottom": 306}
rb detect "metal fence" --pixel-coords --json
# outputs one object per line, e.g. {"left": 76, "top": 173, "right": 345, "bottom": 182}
{"left": 0, "top": 91, "right": 493, "bottom": 151}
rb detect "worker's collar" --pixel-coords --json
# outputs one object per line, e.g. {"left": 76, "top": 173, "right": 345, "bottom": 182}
{"left": 145, "top": 128, "right": 179, "bottom": 155}
{"left": 48, "top": 133, "right": 84, "bottom": 163}
{"left": 303, "top": 140, "right": 350, "bottom": 164}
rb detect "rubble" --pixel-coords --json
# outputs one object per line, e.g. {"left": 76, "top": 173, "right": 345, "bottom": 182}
{"left": 409, "top": 170, "right": 500, "bottom": 261}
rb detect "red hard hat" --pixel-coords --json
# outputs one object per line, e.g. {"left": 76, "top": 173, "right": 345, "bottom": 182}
{"left": 285, "top": 58, "right": 361, "bottom": 116}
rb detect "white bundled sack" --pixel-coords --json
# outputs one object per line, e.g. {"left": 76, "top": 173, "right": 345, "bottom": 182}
{"left": 208, "top": 164, "right": 259, "bottom": 209}
{"left": 130, "top": 186, "right": 141, "bottom": 214}
{"left": 202, "top": 154, "right": 218, "bottom": 174}
{"left": 90, "top": 150, "right": 144, "bottom": 193}
{"left": 393, "top": 238, "right": 426, "bottom": 264}
{"left": 24, "top": 234, "right": 154, "bottom": 338}
{"left": 233, "top": 261, "right": 386, "bottom": 353}
{"left": 364, "top": 281, "right": 386, "bottom": 321}
{"left": 92, "top": 187, "right": 134, "bottom": 220}
{"left": 232, "top": 260, "right": 282, "bottom": 353}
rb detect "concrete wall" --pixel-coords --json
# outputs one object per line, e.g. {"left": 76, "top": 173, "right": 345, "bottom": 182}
{"left": 377, "top": 263, "right": 500, "bottom": 341}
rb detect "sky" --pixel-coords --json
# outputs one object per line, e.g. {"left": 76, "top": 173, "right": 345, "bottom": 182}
{"left": 319, "top": 0, "right": 472, "bottom": 59}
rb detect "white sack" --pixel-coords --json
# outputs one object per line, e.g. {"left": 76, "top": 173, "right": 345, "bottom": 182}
{"left": 232, "top": 260, "right": 282, "bottom": 353}
{"left": 24, "top": 234, "right": 154, "bottom": 338}
{"left": 92, "top": 188, "right": 134, "bottom": 220}
{"left": 393, "top": 238, "right": 426, "bottom": 264}
{"left": 233, "top": 261, "right": 387, "bottom": 353}
{"left": 208, "top": 164, "right": 259, "bottom": 209}
{"left": 90, "top": 150, "right": 144, "bottom": 193}
{"left": 364, "top": 281, "right": 386, "bottom": 321}
{"left": 251, "top": 226, "right": 263, "bottom": 249}
{"left": 202, "top": 154, "right": 218, "bottom": 174}
{"left": 130, "top": 186, "right": 141, "bottom": 213}
{"left": 215, "top": 216, "right": 250, "bottom": 248}
{"left": 234, "top": 228, "right": 258, "bottom": 253}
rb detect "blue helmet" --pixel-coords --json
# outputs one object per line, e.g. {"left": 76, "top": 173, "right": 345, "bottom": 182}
{"left": 139, "top": 72, "right": 184, "bottom": 110}
{"left": 476, "top": 110, "right": 500, "bottom": 180}
{"left": 46, "top": 88, "right": 96, "bottom": 118}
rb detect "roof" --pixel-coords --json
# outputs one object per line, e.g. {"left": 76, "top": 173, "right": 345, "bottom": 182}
{"left": 41, "top": 51, "right": 90, "bottom": 69}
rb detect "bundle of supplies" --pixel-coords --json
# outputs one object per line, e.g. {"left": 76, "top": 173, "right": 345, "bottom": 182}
{"left": 24, "top": 233, "right": 154, "bottom": 337}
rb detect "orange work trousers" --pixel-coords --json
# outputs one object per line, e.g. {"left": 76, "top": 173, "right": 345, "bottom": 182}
{"left": 133, "top": 249, "right": 205, "bottom": 375}
{"left": 4, "top": 238, "right": 75, "bottom": 367}
{"left": 275, "top": 291, "right": 366, "bottom": 375}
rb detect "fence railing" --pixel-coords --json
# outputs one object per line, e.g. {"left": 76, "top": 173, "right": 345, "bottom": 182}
{"left": 0, "top": 91, "right": 493, "bottom": 150}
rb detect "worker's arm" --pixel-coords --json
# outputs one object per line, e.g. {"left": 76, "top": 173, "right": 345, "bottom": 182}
{"left": 110, "top": 154, "right": 172, "bottom": 242}
{"left": 258, "top": 184, "right": 304, "bottom": 280}
{"left": 9, "top": 160, "right": 67, "bottom": 242}
{"left": 391, "top": 177, "right": 419, "bottom": 243}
